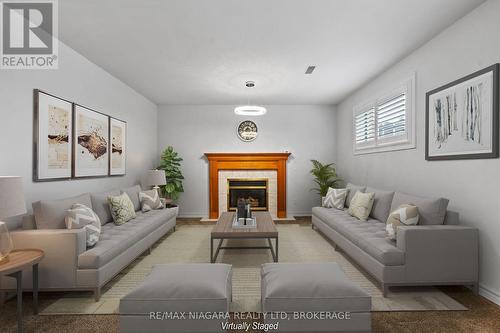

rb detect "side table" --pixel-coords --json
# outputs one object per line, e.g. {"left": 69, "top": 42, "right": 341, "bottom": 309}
{"left": 0, "top": 249, "right": 44, "bottom": 333}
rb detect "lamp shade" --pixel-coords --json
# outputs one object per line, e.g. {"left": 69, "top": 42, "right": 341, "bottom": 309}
{"left": 145, "top": 170, "right": 167, "bottom": 186}
{"left": 0, "top": 176, "right": 26, "bottom": 219}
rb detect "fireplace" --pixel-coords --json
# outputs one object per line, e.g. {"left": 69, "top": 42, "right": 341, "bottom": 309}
{"left": 205, "top": 153, "right": 291, "bottom": 218}
{"left": 227, "top": 179, "right": 268, "bottom": 211}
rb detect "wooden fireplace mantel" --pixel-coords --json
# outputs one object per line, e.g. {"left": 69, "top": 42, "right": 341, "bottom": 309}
{"left": 205, "top": 152, "right": 291, "bottom": 219}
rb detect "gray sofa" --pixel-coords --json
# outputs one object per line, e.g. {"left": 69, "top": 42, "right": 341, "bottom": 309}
{"left": 312, "top": 183, "right": 479, "bottom": 296}
{"left": 0, "top": 185, "right": 177, "bottom": 301}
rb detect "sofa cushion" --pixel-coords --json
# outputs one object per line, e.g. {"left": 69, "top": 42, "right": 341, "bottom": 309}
{"left": 33, "top": 193, "right": 92, "bottom": 229}
{"left": 390, "top": 192, "right": 449, "bottom": 225}
{"left": 121, "top": 185, "right": 142, "bottom": 212}
{"left": 313, "top": 207, "right": 404, "bottom": 265}
{"left": 78, "top": 208, "right": 177, "bottom": 269}
{"left": 91, "top": 189, "right": 120, "bottom": 225}
{"left": 366, "top": 187, "right": 395, "bottom": 222}
{"left": 261, "top": 262, "right": 371, "bottom": 313}
{"left": 345, "top": 183, "right": 366, "bottom": 207}
{"left": 120, "top": 263, "right": 232, "bottom": 314}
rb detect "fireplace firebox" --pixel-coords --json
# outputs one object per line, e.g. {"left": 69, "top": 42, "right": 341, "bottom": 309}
{"left": 227, "top": 179, "right": 268, "bottom": 211}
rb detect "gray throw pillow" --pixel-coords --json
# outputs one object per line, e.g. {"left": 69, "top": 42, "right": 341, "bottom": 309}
{"left": 65, "top": 203, "right": 101, "bottom": 247}
{"left": 91, "top": 189, "right": 120, "bottom": 225}
{"left": 366, "top": 187, "right": 395, "bottom": 222}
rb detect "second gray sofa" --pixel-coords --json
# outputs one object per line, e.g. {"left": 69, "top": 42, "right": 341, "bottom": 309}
{"left": 312, "top": 183, "right": 479, "bottom": 296}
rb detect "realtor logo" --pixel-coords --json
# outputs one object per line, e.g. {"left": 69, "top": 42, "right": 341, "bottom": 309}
{"left": 1, "top": 0, "right": 58, "bottom": 69}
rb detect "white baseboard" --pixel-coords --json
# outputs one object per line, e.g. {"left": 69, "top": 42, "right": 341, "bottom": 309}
{"left": 479, "top": 285, "right": 500, "bottom": 306}
{"left": 177, "top": 213, "right": 207, "bottom": 219}
{"left": 288, "top": 211, "right": 312, "bottom": 216}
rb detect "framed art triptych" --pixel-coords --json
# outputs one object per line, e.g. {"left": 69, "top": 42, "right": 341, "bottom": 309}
{"left": 33, "top": 89, "right": 127, "bottom": 181}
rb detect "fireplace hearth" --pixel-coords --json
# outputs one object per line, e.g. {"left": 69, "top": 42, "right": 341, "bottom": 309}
{"left": 227, "top": 179, "right": 268, "bottom": 211}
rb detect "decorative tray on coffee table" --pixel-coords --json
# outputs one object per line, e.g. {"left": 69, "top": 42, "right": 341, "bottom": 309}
{"left": 232, "top": 216, "right": 257, "bottom": 229}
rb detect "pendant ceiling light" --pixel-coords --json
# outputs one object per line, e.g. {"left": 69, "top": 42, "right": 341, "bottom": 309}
{"left": 234, "top": 81, "right": 267, "bottom": 116}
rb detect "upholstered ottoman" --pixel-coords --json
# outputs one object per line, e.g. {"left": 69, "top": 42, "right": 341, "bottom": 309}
{"left": 261, "top": 262, "right": 371, "bottom": 332}
{"left": 120, "top": 263, "right": 232, "bottom": 333}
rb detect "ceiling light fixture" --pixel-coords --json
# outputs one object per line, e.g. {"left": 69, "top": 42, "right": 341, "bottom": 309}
{"left": 234, "top": 105, "right": 267, "bottom": 116}
{"left": 234, "top": 81, "right": 267, "bottom": 116}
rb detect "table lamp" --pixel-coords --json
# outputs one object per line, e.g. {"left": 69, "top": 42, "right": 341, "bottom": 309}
{"left": 0, "top": 176, "right": 26, "bottom": 262}
{"left": 145, "top": 169, "right": 167, "bottom": 192}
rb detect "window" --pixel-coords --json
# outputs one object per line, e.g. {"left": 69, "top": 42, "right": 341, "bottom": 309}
{"left": 353, "top": 75, "right": 415, "bottom": 154}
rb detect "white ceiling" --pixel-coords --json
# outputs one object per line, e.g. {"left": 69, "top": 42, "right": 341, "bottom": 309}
{"left": 59, "top": 0, "right": 485, "bottom": 105}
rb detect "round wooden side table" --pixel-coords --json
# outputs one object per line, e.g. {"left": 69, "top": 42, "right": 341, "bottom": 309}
{"left": 0, "top": 249, "right": 44, "bottom": 333}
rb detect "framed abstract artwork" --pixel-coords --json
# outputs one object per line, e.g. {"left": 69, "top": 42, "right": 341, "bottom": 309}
{"left": 109, "top": 117, "right": 127, "bottom": 176}
{"left": 426, "top": 64, "right": 499, "bottom": 160}
{"left": 73, "top": 104, "right": 110, "bottom": 177}
{"left": 33, "top": 90, "right": 73, "bottom": 181}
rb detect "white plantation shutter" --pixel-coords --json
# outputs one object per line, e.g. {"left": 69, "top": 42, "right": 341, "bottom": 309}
{"left": 376, "top": 93, "right": 406, "bottom": 141}
{"left": 353, "top": 75, "right": 415, "bottom": 154}
{"left": 355, "top": 107, "right": 375, "bottom": 145}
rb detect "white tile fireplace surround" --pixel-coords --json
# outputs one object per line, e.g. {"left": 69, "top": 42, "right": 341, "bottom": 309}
{"left": 218, "top": 170, "right": 278, "bottom": 218}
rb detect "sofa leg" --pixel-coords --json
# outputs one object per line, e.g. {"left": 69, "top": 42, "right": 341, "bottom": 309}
{"left": 94, "top": 287, "right": 101, "bottom": 302}
{"left": 173, "top": 226, "right": 176, "bottom": 232}
{"left": 382, "top": 284, "right": 389, "bottom": 297}
{"left": 148, "top": 247, "right": 152, "bottom": 255}
{"left": 311, "top": 223, "right": 315, "bottom": 230}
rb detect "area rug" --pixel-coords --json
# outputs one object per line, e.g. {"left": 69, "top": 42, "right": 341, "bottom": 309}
{"left": 40, "top": 224, "right": 466, "bottom": 315}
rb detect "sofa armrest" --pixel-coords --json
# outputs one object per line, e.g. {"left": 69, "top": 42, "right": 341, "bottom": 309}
{"left": 1, "top": 229, "right": 87, "bottom": 289}
{"left": 396, "top": 225, "right": 478, "bottom": 283}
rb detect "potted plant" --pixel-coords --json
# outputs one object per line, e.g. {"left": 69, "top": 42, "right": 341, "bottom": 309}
{"left": 310, "top": 160, "right": 341, "bottom": 204}
{"left": 158, "top": 146, "right": 184, "bottom": 209}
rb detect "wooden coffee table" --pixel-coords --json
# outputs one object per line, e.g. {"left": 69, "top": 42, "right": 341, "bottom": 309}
{"left": 211, "top": 211, "right": 278, "bottom": 263}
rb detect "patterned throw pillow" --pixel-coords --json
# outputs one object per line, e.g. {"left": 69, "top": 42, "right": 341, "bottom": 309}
{"left": 323, "top": 188, "right": 347, "bottom": 209}
{"left": 139, "top": 189, "right": 164, "bottom": 212}
{"left": 347, "top": 191, "right": 375, "bottom": 221}
{"left": 65, "top": 204, "right": 101, "bottom": 247}
{"left": 108, "top": 193, "right": 137, "bottom": 225}
{"left": 386, "top": 204, "right": 419, "bottom": 240}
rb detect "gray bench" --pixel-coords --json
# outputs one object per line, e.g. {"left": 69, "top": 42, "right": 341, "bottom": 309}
{"left": 261, "top": 262, "right": 371, "bottom": 332}
{"left": 120, "top": 263, "right": 232, "bottom": 333}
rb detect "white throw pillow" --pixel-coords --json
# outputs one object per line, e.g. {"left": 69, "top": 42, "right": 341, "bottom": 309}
{"left": 65, "top": 203, "right": 101, "bottom": 247}
{"left": 139, "top": 189, "right": 164, "bottom": 212}
{"left": 323, "top": 188, "right": 347, "bottom": 209}
{"left": 386, "top": 204, "right": 419, "bottom": 240}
